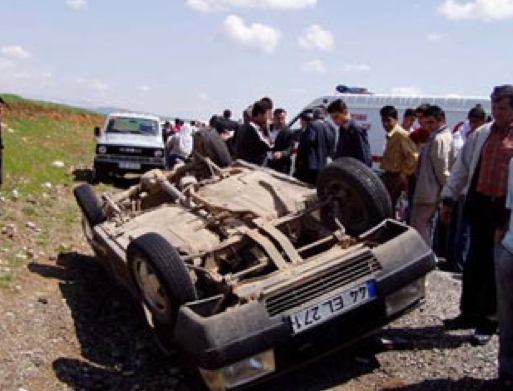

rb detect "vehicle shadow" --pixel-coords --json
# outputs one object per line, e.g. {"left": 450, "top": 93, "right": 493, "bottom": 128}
{"left": 29, "top": 252, "right": 190, "bottom": 391}
{"left": 381, "top": 324, "right": 472, "bottom": 351}
{"left": 379, "top": 377, "right": 499, "bottom": 391}
{"left": 28, "top": 253, "right": 474, "bottom": 391}
{"left": 72, "top": 168, "right": 94, "bottom": 184}
{"left": 260, "top": 346, "right": 381, "bottom": 391}
{"left": 29, "top": 252, "right": 382, "bottom": 391}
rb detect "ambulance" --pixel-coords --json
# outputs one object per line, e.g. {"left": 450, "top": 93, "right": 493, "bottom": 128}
{"left": 292, "top": 87, "right": 491, "bottom": 162}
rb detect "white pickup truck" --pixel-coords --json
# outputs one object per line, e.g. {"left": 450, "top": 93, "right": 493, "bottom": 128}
{"left": 93, "top": 112, "right": 166, "bottom": 182}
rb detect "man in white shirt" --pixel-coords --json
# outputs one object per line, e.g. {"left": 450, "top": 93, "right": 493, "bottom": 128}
{"left": 495, "top": 157, "right": 513, "bottom": 389}
{"left": 166, "top": 123, "right": 194, "bottom": 168}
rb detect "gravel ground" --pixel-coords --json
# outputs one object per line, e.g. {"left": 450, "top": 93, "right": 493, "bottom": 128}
{"left": 0, "top": 248, "right": 501, "bottom": 391}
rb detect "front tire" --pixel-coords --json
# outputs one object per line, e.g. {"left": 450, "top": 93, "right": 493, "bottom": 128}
{"left": 127, "top": 233, "right": 197, "bottom": 351}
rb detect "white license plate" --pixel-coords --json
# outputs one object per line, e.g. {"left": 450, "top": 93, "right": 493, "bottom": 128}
{"left": 290, "top": 280, "right": 376, "bottom": 335}
{"left": 118, "top": 162, "right": 141, "bottom": 170}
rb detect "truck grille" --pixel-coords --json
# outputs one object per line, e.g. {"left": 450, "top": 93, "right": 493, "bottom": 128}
{"left": 99, "top": 145, "right": 160, "bottom": 157}
{"left": 96, "top": 154, "right": 165, "bottom": 165}
{"left": 265, "top": 251, "right": 381, "bottom": 317}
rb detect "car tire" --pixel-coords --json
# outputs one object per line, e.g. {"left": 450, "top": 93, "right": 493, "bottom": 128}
{"left": 194, "top": 129, "right": 233, "bottom": 168}
{"left": 317, "top": 157, "right": 393, "bottom": 235}
{"left": 127, "top": 232, "right": 197, "bottom": 328}
{"left": 73, "top": 184, "right": 107, "bottom": 227}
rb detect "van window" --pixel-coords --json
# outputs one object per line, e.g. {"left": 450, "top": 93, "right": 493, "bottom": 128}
{"left": 106, "top": 117, "right": 159, "bottom": 136}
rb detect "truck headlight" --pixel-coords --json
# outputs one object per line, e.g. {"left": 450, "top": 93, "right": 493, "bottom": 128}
{"left": 154, "top": 149, "right": 163, "bottom": 157}
{"left": 200, "top": 350, "right": 276, "bottom": 391}
{"left": 98, "top": 145, "right": 107, "bottom": 154}
{"left": 385, "top": 277, "right": 426, "bottom": 317}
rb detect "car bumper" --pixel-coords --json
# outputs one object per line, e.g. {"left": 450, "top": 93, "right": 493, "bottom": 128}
{"left": 94, "top": 156, "right": 166, "bottom": 173}
{"left": 175, "top": 221, "right": 436, "bottom": 371}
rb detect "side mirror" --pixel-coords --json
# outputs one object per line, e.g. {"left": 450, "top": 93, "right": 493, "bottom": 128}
{"left": 94, "top": 126, "right": 101, "bottom": 137}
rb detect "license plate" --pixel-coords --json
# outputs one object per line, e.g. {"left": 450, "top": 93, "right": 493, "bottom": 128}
{"left": 118, "top": 162, "right": 141, "bottom": 170}
{"left": 290, "top": 280, "right": 376, "bottom": 335}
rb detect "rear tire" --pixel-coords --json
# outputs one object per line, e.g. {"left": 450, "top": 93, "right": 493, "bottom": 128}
{"left": 317, "top": 158, "right": 392, "bottom": 235}
{"left": 127, "top": 233, "right": 197, "bottom": 351}
{"left": 73, "top": 184, "right": 107, "bottom": 227}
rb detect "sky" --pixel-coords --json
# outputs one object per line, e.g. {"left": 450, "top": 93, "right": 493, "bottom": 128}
{"left": 0, "top": 0, "right": 512, "bottom": 120}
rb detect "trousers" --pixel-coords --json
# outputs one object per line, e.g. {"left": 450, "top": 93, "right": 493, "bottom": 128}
{"left": 495, "top": 244, "right": 513, "bottom": 380}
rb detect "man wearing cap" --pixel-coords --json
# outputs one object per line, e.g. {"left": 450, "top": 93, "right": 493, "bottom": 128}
{"left": 440, "top": 85, "right": 513, "bottom": 346}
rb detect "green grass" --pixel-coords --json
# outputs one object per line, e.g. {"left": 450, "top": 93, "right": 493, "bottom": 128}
{"left": 2, "top": 94, "right": 104, "bottom": 195}
{"left": 0, "top": 94, "right": 105, "bottom": 289}
{"left": 0, "top": 253, "right": 26, "bottom": 289}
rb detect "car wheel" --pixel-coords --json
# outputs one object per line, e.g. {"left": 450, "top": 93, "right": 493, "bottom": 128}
{"left": 127, "top": 233, "right": 197, "bottom": 347}
{"left": 194, "top": 129, "right": 233, "bottom": 168}
{"left": 317, "top": 157, "right": 393, "bottom": 235}
{"left": 73, "top": 183, "right": 107, "bottom": 227}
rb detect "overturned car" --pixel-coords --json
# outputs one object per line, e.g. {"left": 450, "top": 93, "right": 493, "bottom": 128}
{"left": 74, "top": 130, "right": 435, "bottom": 391}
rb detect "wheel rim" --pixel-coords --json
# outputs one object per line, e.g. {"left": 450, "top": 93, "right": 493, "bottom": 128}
{"left": 133, "top": 255, "right": 172, "bottom": 318}
{"left": 323, "top": 181, "right": 369, "bottom": 232}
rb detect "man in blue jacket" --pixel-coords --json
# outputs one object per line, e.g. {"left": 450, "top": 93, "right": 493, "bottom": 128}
{"left": 328, "top": 99, "right": 372, "bottom": 166}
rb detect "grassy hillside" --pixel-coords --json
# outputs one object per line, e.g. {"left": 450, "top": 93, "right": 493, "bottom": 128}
{"left": 0, "top": 94, "right": 105, "bottom": 288}
{"left": 2, "top": 94, "right": 104, "bottom": 194}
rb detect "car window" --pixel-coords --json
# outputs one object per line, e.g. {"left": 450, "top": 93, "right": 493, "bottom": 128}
{"left": 106, "top": 117, "right": 159, "bottom": 136}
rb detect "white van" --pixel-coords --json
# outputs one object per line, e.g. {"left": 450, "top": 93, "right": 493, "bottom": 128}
{"left": 293, "top": 93, "right": 491, "bottom": 161}
{"left": 93, "top": 112, "right": 166, "bottom": 182}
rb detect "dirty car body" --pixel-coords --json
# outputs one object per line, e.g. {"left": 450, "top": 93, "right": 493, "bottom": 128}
{"left": 76, "top": 131, "right": 436, "bottom": 391}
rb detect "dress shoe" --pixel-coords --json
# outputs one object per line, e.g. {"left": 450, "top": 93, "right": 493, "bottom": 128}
{"left": 443, "top": 314, "right": 476, "bottom": 330}
{"left": 470, "top": 320, "right": 498, "bottom": 346}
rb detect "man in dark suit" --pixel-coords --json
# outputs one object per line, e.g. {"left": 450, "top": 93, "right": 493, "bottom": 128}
{"left": 220, "top": 109, "right": 240, "bottom": 133}
{"left": 328, "top": 99, "right": 372, "bottom": 167}
{"left": 294, "top": 110, "right": 336, "bottom": 185}
{"left": 234, "top": 101, "right": 272, "bottom": 166}
{"left": 267, "top": 108, "right": 295, "bottom": 174}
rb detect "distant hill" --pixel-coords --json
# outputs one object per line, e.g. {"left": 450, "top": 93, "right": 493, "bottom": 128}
{"left": 1, "top": 94, "right": 104, "bottom": 194}
{"left": 91, "top": 106, "right": 129, "bottom": 116}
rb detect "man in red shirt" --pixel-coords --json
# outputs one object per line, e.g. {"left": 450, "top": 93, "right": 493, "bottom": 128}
{"left": 441, "top": 85, "right": 513, "bottom": 346}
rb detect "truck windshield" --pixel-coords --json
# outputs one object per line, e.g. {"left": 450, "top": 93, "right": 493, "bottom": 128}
{"left": 106, "top": 117, "right": 159, "bottom": 136}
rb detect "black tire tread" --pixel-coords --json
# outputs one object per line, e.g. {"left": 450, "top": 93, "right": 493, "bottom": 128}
{"left": 317, "top": 157, "right": 392, "bottom": 235}
{"left": 73, "top": 184, "right": 107, "bottom": 227}
{"left": 338, "top": 157, "right": 393, "bottom": 219}
{"left": 127, "top": 233, "right": 197, "bottom": 325}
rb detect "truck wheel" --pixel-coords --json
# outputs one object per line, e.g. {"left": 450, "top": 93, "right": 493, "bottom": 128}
{"left": 127, "top": 232, "right": 197, "bottom": 331}
{"left": 74, "top": 184, "right": 107, "bottom": 227}
{"left": 317, "top": 158, "right": 392, "bottom": 235}
{"left": 194, "top": 130, "right": 232, "bottom": 168}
